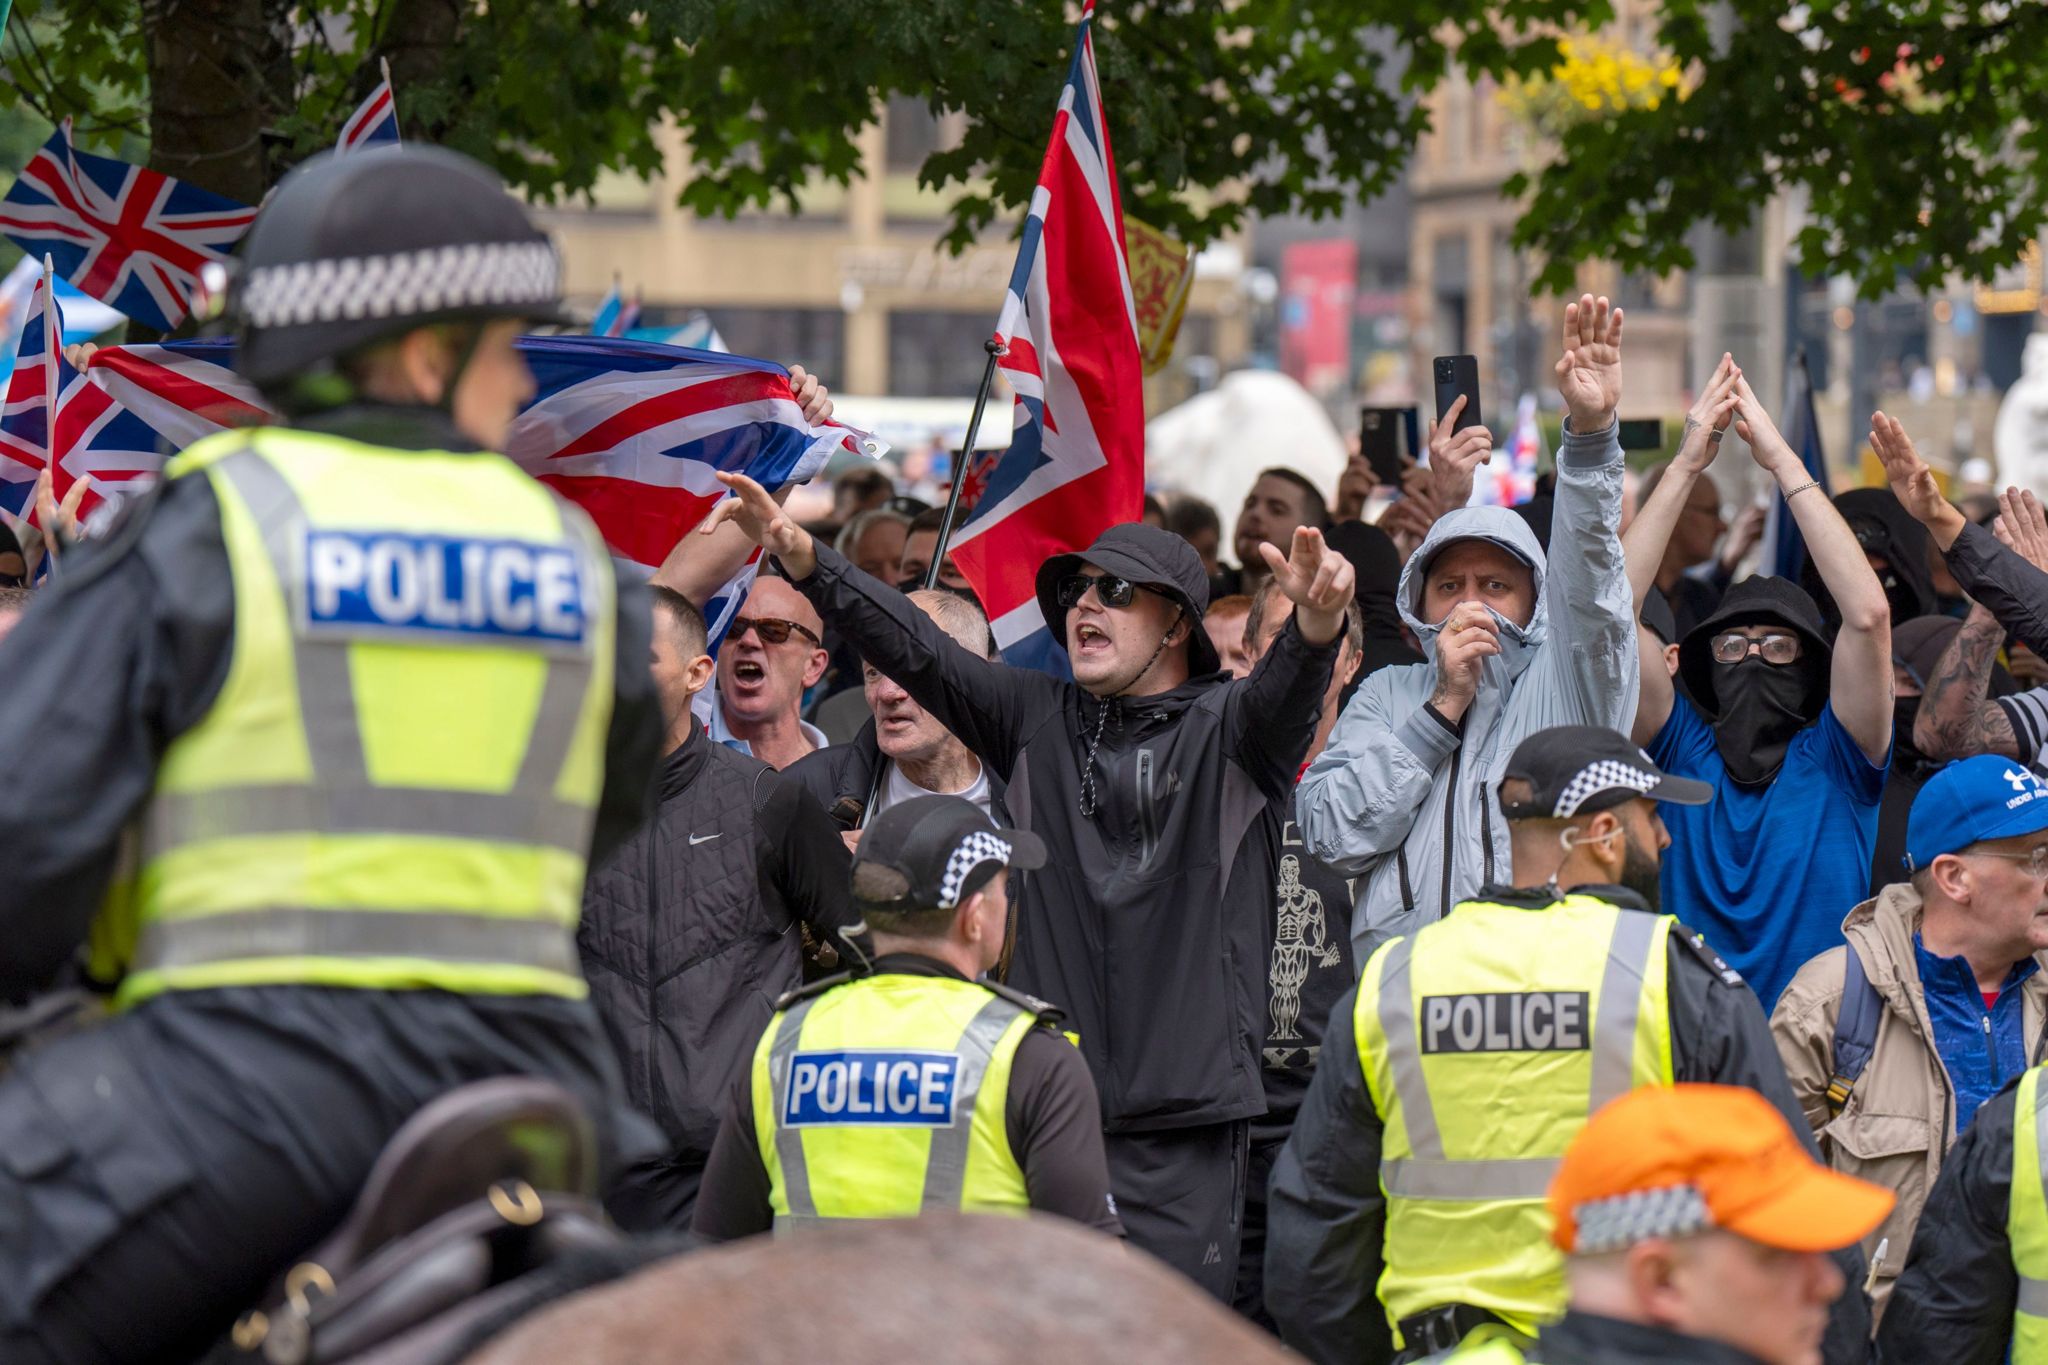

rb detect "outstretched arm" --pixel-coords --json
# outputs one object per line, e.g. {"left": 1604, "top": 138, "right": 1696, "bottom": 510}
{"left": 1737, "top": 383, "right": 1893, "bottom": 763}
{"left": 1916, "top": 604, "right": 2020, "bottom": 761}
{"left": 1621, "top": 354, "right": 1741, "bottom": 745}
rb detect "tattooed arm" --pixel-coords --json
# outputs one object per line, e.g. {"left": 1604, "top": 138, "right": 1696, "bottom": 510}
{"left": 1915, "top": 604, "right": 2020, "bottom": 761}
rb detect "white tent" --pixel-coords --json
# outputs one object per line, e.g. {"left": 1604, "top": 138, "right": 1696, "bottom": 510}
{"left": 1145, "top": 370, "right": 1348, "bottom": 562}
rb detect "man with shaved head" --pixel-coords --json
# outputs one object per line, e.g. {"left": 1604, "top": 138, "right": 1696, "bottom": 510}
{"left": 709, "top": 574, "right": 832, "bottom": 770}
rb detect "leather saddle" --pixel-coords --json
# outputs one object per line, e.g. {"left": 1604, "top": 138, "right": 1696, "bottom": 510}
{"left": 224, "top": 1077, "right": 625, "bottom": 1365}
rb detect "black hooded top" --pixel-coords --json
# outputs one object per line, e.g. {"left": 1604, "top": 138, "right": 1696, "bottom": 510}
{"left": 1678, "top": 575, "right": 1833, "bottom": 723}
{"left": 1800, "top": 488, "right": 1937, "bottom": 634}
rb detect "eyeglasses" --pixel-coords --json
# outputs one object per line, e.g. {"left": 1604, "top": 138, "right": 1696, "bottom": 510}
{"left": 729, "top": 615, "right": 821, "bottom": 647}
{"left": 1055, "top": 572, "right": 1142, "bottom": 610}
{"left": 1710, "top": 632, "right": 1801, "bottom": 666}
{"left": 1966, "top": 845, "right": 2048, "bottom": 879}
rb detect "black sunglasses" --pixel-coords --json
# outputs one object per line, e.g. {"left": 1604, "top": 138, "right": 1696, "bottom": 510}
{"left": 1055, "top": 572, "right": 1145, "bottom": 610}
{"left": 729, "top": 614, "right": 822, "bottom": 647}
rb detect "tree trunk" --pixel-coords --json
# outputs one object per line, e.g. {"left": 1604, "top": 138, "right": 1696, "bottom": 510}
{"left": 141, "top": 0, "right": 288, "bottom": 206}
{"left": 374, "top": 0, "right": 463, "bottom": 141}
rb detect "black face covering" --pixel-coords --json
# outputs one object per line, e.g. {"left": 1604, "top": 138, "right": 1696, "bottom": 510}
{"left": 1710, "top": 658, "right": 1815, "bottom": 785}
{"left": 1893, "top": 695, "right": 1934, "bottom": 777}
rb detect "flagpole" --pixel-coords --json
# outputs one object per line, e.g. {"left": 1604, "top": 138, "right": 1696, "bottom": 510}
{"left": 853, "top": 335, "right": 1006, "bottom": 831}
{"left": 38, "top": 253, "right": 58, "bottom": 565}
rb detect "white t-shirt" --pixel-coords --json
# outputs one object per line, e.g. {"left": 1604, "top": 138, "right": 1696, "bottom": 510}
{"left": 875, "top": 758, "right": 993, "bottom": 819}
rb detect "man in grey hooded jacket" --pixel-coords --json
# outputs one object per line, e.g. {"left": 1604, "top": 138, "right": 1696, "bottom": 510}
{"left": 1296, "top": 295, "right": 1639, "bottom": 961}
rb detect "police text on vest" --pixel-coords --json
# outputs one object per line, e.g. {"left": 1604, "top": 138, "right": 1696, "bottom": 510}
{"left": 302, "top": 530, "right": 587, "bottom": 646}
{"left": 783, "top": 1049, "right": 960, "bottom": 1127}
{"left": 1419, "top": 992, "right": 1590, "bottom": 1054}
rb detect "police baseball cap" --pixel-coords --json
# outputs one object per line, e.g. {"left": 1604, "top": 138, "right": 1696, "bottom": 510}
{"left": 852, "top": 795, "right": 1047, "bottom": 914}
{"left": 1903, "top": 755, "right": 2048, "bottom": 872}
{"left": 1499, "top": 725, "right": 1714, "bottom": 820}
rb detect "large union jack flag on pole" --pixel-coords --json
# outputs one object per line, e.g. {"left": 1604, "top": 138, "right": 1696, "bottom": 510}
{"left": 944, "top": 0, "right": 1145, "bottom": 672}
{"left": 0, "top": 122, "right": 258, "bottom": 333}
{"left": 4, "top": 333, "right": 879, "bottom": 644}
{"left": 336, "top": 60, "right": 402, "bottom": 154}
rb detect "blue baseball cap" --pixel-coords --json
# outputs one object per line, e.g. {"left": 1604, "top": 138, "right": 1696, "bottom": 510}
{"left": 1903, "top": 756, "right": 2048, "bottom": 872}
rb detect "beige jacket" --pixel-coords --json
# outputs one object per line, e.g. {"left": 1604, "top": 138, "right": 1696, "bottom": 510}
{"left": 1771, "top": 882, "right": 2048, "bottom": 1315}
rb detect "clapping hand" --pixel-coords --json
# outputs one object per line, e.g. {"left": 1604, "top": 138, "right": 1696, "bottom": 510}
{"left": 1870, "top": 410, "right": 1967, "bottom": 549}
{"left": 1258, "top": 525, "right": 1355, "bottom": 646}
{"left": 1555, "top": 294, "right": 1624, "bottom": 432}
{"left": 702, "top": 470, "right": 817, "bottom": 577}
{"left": 1676, "top": 354, "right": 1742, "bottom": 475}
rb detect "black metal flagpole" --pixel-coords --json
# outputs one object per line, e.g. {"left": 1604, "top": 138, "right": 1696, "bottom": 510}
{"left": 855, "top": 335, "right": 1007, "bottom": 828}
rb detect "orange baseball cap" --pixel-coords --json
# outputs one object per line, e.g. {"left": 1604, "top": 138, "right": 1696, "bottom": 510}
{"left": 1549, "top": 1084, "right": 1894, "bottom": 1255}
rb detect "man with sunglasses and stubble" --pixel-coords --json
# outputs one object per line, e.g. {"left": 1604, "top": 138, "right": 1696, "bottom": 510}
{"left": 706, "top": 573, "right": 833, "bottom": 769}
{"left": 1626, "top": 368, "right": 1895, "bottom": 1010}
{"left": 702, "top": 468, "right": 1354, "bottom": 1302}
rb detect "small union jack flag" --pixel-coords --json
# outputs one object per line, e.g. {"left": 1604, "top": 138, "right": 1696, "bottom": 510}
{"left": 0, "top": 274, "right": 84, "bottom": 525}
{"left": 336, "top": 62, "right": 402, "bottom": 154}
{"left": 0, "top": 122, "right": 258, "bottom": 332}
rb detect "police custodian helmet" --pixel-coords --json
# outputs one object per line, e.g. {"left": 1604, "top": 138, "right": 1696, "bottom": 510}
{"left": 233, "top": 146, "right": 566, "bottom": 391}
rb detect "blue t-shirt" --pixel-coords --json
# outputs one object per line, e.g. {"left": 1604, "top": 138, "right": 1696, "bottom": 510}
{"left": 1651, "top": 697, "right": 1889, "bottom": 1008}
{"left": 1912, "top": 933, "right": 2037, "bottom": 1134}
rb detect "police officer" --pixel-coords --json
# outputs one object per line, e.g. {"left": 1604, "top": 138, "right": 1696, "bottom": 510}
{"left": 1264, "top": 725, "right": 1872, "bottom": 1365}
{"left": 692, "top": 794, "right": 1122, "bottom": 1237}
{"left": 1442, "top": 1085, "right": 1893, "bottom": 1365}
{"left": 1879, "top": 1058, "right": 2048, "bottom": 1362}
{"left": 0, "top": 148, "right": 667, "bottom": 1363}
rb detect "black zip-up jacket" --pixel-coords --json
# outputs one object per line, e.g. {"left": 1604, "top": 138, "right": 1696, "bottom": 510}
{"left": 786, "top": 718, "right": 1011, "bottom": 829}
{"left": 578, "top": 722, "right": 855, "bottom": 1226}
{"left": 1875, "top": 1073, "right": 2025, "bottom": 1364}
{"left": 1265, "top": 884, "right": 1871, "bottom": 1365}
{"left": 783, "top": 542, "right": 1338, "bottom": 1131}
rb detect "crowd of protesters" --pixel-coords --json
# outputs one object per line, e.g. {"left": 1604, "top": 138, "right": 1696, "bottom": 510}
{"left": 13, "top": 273, "right": 2048, "bottom": 1365}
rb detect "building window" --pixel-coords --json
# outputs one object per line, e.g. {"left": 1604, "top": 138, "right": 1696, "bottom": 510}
{"left": 888, "top": 310, "right": 996, "bottom": 397}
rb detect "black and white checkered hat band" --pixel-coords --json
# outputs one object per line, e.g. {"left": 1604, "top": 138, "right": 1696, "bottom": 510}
{"left": 240, "top": 241, "right": 559, "bottom": 328}
{"left": 1571, "top": 1183, "right": 1713, "bottom": 1253}
{"left": 1555, "top": 758, "right": 1660, "bottom": 817}
{"left": 937, "top": 831, "right": 1013, "bottom": 909}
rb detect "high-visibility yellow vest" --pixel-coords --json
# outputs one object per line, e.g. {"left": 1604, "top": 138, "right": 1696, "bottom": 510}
{"left": 1354, "top": 894, "right": 1676, "bottom": 1343}
{"left": 751, "top": 970, "right": 1044, "bottom": 1227}
{"left": 92, "top": 427, "right": 617, "bottom": 1006}
{"left": 1438, "top": 1330, "right": 1535, "bottom": 1362}
{"left": 2009, "top": 1066, "right": 2048, "bottom": 1360}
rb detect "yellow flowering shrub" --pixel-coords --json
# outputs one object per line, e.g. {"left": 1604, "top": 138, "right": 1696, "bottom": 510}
{"left": 1499, "top": 35, "right": 1686, "bottom": 142}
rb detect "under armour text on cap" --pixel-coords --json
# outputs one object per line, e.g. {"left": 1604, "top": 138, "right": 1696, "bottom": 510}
{"left": 851, "top": 795, "right": 1047, "bottom": 914}
{"left": 1904, "top": 754, "right": 2048, "bottom": 872}
{"left": 1498, "top": 725, "right": 1714, "bottom": 820}
{"left": 1549, "top": 1084, "right": 1893, "bottom": 1256}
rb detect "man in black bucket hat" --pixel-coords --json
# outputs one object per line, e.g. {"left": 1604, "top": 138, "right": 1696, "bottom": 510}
{"left": 705, "top": 470, "right": 1355, "bottom": 1301}
{"left": 1625, "top": 370, "right": 1894, "bottom": 1010}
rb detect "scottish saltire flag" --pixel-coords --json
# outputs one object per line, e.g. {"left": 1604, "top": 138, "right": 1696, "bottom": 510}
{"left": 0, "top": 277, "right": 75, "bottom": 522}
{"left": 1761, "top": 351, "right": 1830, "bottom": 580}
{"left": 0, "top": 123, "right": 257, "bottom": 332}
{"left": 945, "top": 0, "right": 1145, "bottom": 673}
{"left": 590, "top": 284, "right": 639, "bottom": 339}
{"left": 38, "top": 334, "right": 879, "bottom": 644}
{"left": 336, "top": 67, "right": 401, "bottom": 153}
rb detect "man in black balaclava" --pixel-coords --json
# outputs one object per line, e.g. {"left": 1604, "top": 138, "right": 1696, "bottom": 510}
{"left": 1802, "top": 488, "right": 1938, "bottom": 634}
{"left": 1624, "top": 368, "right": 1894, "bottom": 1010}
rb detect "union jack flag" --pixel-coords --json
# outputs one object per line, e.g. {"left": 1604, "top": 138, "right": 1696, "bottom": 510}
{"left": 0, "top": 123, "right": 258, "bottom": 332}
{"left": 590, "top": 282, "right": 640, "bottom": 339}
{"left": 15, "top": 334, "right": 879, "bottom": 645}
{"left": 336, "top": 67, "right": 402, "bottom": 153}
{"left": 0, "top": 276, "right": 78, "bottom": 523}
{"left": 944, "top": 0, "right": 1145, "bottom": 672}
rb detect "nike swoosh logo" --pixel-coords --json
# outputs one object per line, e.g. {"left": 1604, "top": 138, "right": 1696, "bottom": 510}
{"left": 689, "top": 833, "right": 720, "bottom": 846}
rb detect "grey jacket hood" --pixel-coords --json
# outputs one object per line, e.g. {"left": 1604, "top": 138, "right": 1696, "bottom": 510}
{"left": 1397, "top": 506, "right": 1551, "bottom": 682}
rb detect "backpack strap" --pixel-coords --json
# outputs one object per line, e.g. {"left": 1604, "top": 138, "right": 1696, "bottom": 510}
{"left": 1826, "top": 943, "right": 1882, "bottom": 1120}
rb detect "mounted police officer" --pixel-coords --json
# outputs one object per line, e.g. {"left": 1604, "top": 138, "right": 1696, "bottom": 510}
{"left": 693, "top": 794, "right": 1123, "bottom": 1238}
{"left": 1263, "top": 725, "right": 1873, "bottom": 1365}
{"left": 0, "top": 147, "right": 665, "bottom": 1363}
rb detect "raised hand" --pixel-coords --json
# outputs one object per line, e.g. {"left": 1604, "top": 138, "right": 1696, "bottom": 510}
{"left": 1676, "top": 354, "right": 1742, "bottom": 474}
{"left": 1258, "top": 524, "right": 1356, "bottom": 645}
{"left": 1429, "top": 600, "right": 1501, "bottom": 724}
{"left": 1870, "top": 410, "right": 1966, "bottom": 549}
{"left": 788, "top": 364, "right": 833, "bottom": 425}
{"left": 1994, "top": 487, "right": 2048, "bottom": 574}
{"left": 1730, "top": 374, "right": 1801, "bottom": 477}
{"left": 1554, "top": 293, "right": 1624, "bottom": 432}
{"left": 701, "top": 470, "right": 817, "bottom": 576}
{"left": 1427, "top": 395, "right": 1492, "bottom": 510}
